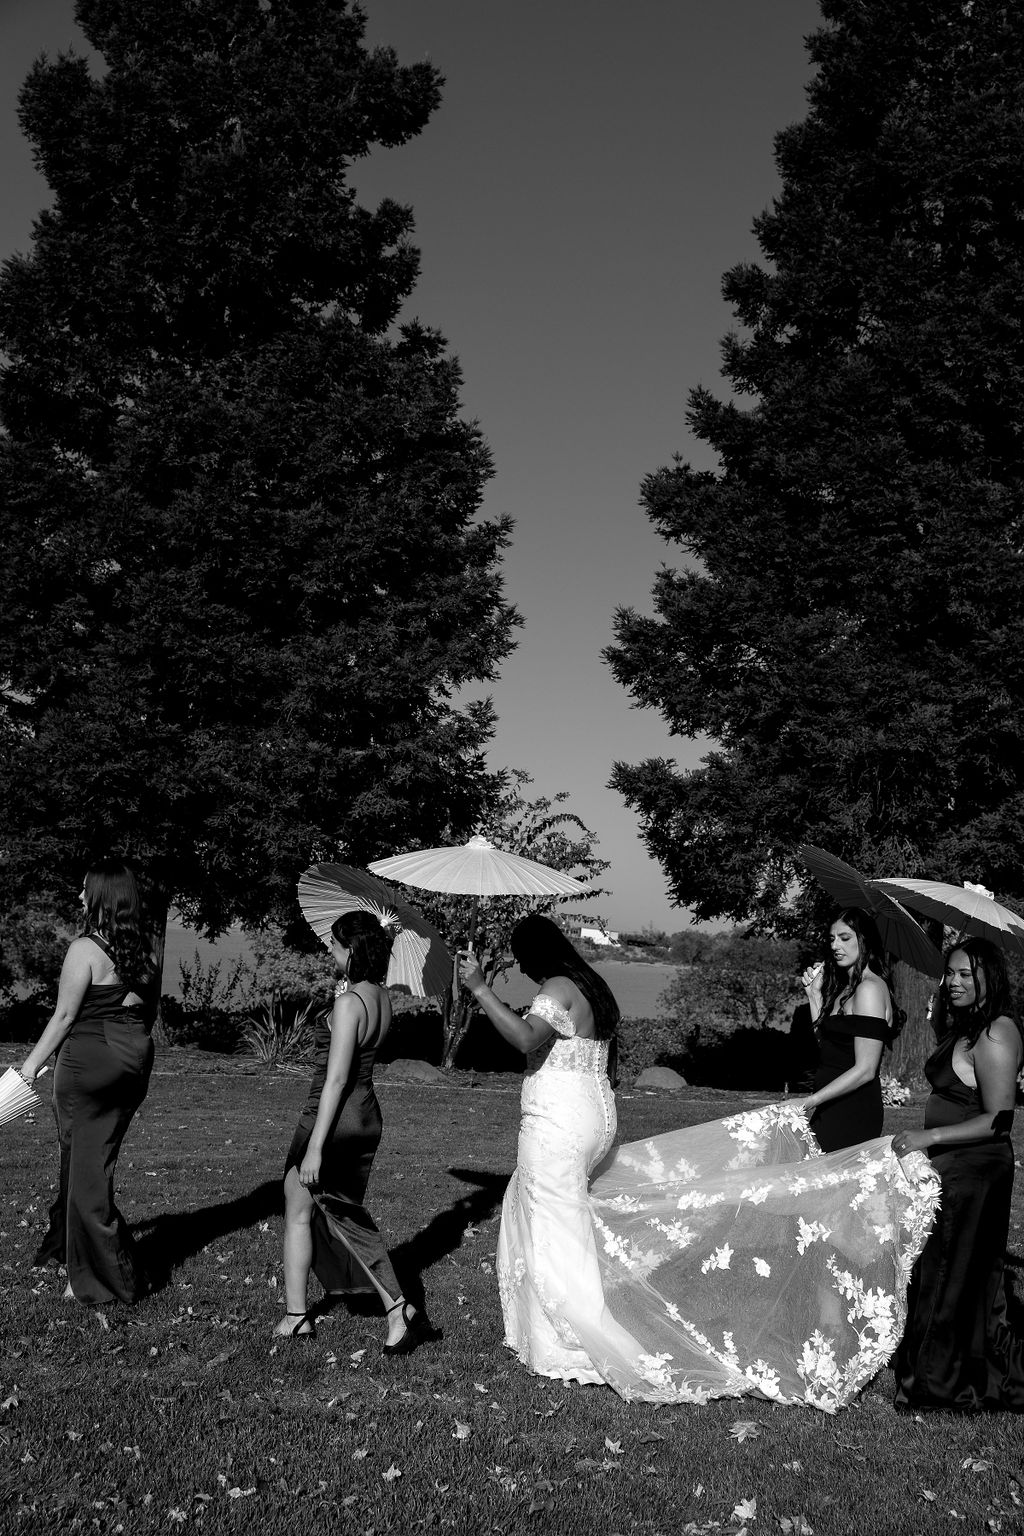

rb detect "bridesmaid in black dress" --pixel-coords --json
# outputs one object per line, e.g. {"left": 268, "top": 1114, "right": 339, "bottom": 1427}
{"left": 798, "top": 908, "right": 901, "bottom": 1151}
{"left": 277, "top": 910, "right": 436, "bottom": 1352}
{"left": 19, "top": 858, "right": 156, "bottom": 1305}
{"left": 893, "top": 937, "right": 1024, "bottom": 1411}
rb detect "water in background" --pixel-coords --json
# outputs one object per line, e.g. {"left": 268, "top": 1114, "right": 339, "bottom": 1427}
{"left": 163, "top": 917, "right": 676, "bottom": 1017}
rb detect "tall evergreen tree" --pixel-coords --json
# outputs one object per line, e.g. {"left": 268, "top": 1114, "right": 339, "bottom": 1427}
{"left": 607, "top": 0, "right": 1024, "bottom": 928}
{"left": 0, "top": 0, "right": 518, "bottom": 939}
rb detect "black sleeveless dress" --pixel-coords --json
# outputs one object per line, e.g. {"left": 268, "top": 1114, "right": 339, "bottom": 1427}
{"left": 284, "top": 991, "right": 401, "bottom": 1299}
{"left": 893, "top": 1030, "right": 1024, "bottom": 1411}
{"left": 809, "top": 1012, "right": 889, "bottom": 1152}
{"left": 33, "top": 935, "right": 155, "bottom": 1304}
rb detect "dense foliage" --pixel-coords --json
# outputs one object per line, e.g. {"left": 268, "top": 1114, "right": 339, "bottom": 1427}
{"left": 607, "top": 0, "right": 1024, "bottom": 929}
{"left": 0, "top": 0, "right": 518, "bottom": 949}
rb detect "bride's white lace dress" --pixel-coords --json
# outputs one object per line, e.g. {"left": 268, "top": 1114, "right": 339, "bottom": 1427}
{"left": 496, "top": 993, "right": 941, "bottom": 1412}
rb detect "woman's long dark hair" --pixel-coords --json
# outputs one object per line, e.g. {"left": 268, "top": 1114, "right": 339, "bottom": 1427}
{"left": 331, "top": 910, "right": 393, "bottom": 985}
{"left": 819, "top": 907, "right": 905, "bottom": 1040}
{"left": 510, "top": 914, "right": 620, "bottom": 1040}
{"left": 933, "top": 936, "right": 1020, "bottom": 1048}
{"left": 82, "top": 857, "right": 152, "bottom": 993}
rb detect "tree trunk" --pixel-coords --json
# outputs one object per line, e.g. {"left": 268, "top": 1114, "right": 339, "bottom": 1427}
{"left": 889, "top": 959, "right": 940, "bottom": 1087}
{"left": 441, "top": 991, "right": 474, "bottom": 1070}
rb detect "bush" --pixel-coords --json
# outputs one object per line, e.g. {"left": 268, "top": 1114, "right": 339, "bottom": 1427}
{"left": 0, "top": 992, "right": 50, "bottom": 1045}
{"left": 617, "top": 1012, "right": 791, "bottom": 1090}
{"left": 158, "top": 950, "right": 250, "bottom": 1052}
{"left": 242, "top": 925, "right": 335, "bottom": 1006}
{"left": 617, "top": 1016, "right": 691, "bottom": 1079}
{"left": 241, "top": 996, "right": 318, "bottom": 1065}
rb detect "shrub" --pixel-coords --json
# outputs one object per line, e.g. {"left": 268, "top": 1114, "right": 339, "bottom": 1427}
{"left": 242, "top": 996, "right": 318, "bottom": 1065}
{"left": 242, "top": 925, "right": 334, "bottom": 1006}
{"left": 158, "top": 950, "right": 250, "bottom": 1052}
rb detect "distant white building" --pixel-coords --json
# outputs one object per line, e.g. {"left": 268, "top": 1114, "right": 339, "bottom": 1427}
{"left": 559, "top": 912, "right": 619, "bottom": 947}
{"left": 579, "top": 925, "right": 619, "bottom": 947}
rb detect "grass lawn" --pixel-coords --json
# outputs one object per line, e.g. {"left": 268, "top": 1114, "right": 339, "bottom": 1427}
{"left": 1, "top": 1056, "right": 1023, "bottom": 1536}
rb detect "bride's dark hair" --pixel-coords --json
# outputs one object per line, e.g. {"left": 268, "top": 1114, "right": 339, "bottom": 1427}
{"left": 82, "top": 857, "right": 152, "bottom": 993}
{"left": 819, "top": 907, "right": 905, "bottom": 1040}
{"left": 510, "top": 913, "right": 620, "bottom": 1040}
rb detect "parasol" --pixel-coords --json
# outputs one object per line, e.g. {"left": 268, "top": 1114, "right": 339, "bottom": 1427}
{"left": 0, "top": 1066, "right": 45, "bottom": 1129}
{"left": 297, "top": 864, "right": 452, "bottom": 998}
{"left": 873, "top": 878, "right": 1024, "bottom": 961}
{"left": 368, "top": 834, "right": 588, "bottom": 944}
{"left": 798, "top": 845, "right": 943, "bottom": 977}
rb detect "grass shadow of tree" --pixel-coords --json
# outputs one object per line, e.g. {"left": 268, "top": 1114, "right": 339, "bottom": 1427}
{"left": 386, "top": 1166, "right": 509, "bottom": 1310}
{"left": 132, "top": 1179, "right": 282, "bottom": 1293}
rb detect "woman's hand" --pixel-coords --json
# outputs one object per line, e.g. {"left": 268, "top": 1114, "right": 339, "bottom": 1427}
{"left": 892, "top": 1129, "right": 932, "bottom": 1158}
{"left": 458, "top": 949, "right": 486, "bottom": 996}
{"left": 800, "top": 960, "right": 824, "bottom": 1000}
{"left": 16, "top": 1060, "right": 37, "bottom": 1083}
{"left": 298, "top": 1149, "right": 322, "bottom": 1188}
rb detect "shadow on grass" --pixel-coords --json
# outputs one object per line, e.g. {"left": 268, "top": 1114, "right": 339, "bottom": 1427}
{"left": 133, "top": 1179, "right": 282, "bottom": 1292}
{"left": 387, "top": 1166, "right": 509, "bottom": 1309}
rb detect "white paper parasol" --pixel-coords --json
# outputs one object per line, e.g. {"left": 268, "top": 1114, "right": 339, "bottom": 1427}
{"left": 0, "top": 1067, "right": 44, "bottom": 1128}
{"left": 369, "top": 834, "right": 589, "bottom": 944}
{"left": 297, "top": 863, "right": 452, "bottom": 998}
{"left": 873, "top": 878, "right": 1024, "bottom": 960}
{"left": 369, "top": 835, "right": 587, "bottom": 897}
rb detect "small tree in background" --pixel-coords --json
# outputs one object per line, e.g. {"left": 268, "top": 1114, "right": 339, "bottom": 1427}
{"left": 400, "top": 772, "right": 610, "bottom": 1069}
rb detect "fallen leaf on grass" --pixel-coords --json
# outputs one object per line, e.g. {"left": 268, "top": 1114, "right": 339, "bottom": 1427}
{"left": 452, "top": 1422, "right": 472, "bottom": 1441}
{"left": 782, "top": 1461, "right": 803, "bottom": 1473}
{"left": 961, "top": 1458, "right": 994, "bottom": 1473}
{"left": 729, "top": 1420, "right": 761, "bottom": 1442}
{"left": 349, "top": 1350, "right": 365, "bottom": 1365}
{"left": 779, "top": 1518, "right": 814, "bottom": 1534}
{"left": 168, "top": 1509, "right": 187, "bottom": 1525}
{"left": 474, "top": 1382, "right": 488, "bottom": 1393}
{"left": 733, "top": 1496, "right": 757, "bottom": 1521}
{"left": 382, "top": 1465, "right": 401, "bottom": 1483}
{"left": 227, "top": 1487, "right": 255, "bottom": 1500}
{"left": 1, "top": 1393, "right": 19, "bottom": 1410}
{"left": 604, "top": 1438, "right": 623, "bottom": 1454}
{"left": 920, "top": 1489, "right": 937, "bottom": 1502}
{"left": 352, "top": 1448, "right": 369, "bottom": 1461}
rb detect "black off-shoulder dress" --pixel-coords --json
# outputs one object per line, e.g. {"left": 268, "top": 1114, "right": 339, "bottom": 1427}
{"left": 809, "top": 1011, "right": 889, "bottom": 1153}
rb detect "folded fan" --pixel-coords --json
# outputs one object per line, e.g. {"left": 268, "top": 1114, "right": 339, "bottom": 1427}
{"left": 0, "top": 1066, "right": 43, "bottom": 1128}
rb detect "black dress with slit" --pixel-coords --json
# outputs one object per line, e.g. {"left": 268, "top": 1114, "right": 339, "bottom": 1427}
{"left": 33, "top": 935, "right": 154, "bottom": 1304}
{"left": 809, "top": 1012, "right": 889, "bottom": 1153}
{"left": 893, "top": 1030, "right": 1024, "bottom": 1411}
{"left": 285, "top": 991, "right": 401, "bottom": 1300}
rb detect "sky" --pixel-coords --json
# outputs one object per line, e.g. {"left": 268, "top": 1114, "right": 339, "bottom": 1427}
{"left": 0, "top": 0, "right": 823, "bottom": 933}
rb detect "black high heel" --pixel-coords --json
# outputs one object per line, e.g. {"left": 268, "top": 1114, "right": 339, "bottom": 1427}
{"left": 382, "top": 1300, "right": 440, "bottom": 1356}
{"left": 280, "top": 1309, "right": 317, "bottom": 1340}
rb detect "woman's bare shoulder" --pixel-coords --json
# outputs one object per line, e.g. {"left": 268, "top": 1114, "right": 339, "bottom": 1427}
{"left": 849, "top": 973, "right": 889, "bottom": 1012}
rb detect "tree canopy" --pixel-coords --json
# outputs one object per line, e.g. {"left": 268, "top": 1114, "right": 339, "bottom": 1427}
{"left": 0, "top": 0, "right": 518, "bottom": 937}
{"left": 606, "top": 0, "right": 1024, "bottom": 928}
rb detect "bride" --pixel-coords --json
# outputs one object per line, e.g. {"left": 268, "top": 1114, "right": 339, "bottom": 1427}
{"left": 459, "top": 915, "right": 941, "bottom": 1413}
